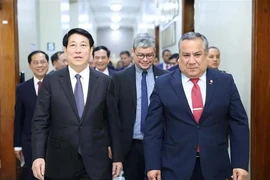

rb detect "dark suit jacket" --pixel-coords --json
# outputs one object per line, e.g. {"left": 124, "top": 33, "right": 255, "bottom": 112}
{"left": 14, "top": 78, "right": 37, "bottom": 167}
{"left": 109, "top": 65, "right": 167, "bottom": 156}
{"left": 144, "top": 68, "right": 249, "bottom": 180}
{"left": 32, "top": 67, "right": 123, "bottom": 179}
{"left": 156, "top": 63, "right": 163, "bottom": 69}
{"left": 108, "top": 69, "right": 117, "bottom": 76}
{"left": 168, "top": 64, "right": 179, "bottom": 71}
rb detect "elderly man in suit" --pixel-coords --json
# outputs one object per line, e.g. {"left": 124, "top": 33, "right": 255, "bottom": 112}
{"left": 109, "top": 33, "right": 167, "bottom": 180}
{"left": 144, "top": 32, "right": 249, "bottom": 180}
{"left": 31, "top": 28, "right": 123, "bottom": 180}
{"left": 14, "top": 50, "right": 49, "bottom": 180}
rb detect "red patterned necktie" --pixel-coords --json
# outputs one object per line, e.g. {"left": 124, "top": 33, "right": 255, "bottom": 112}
{"left": 191, "top": 78, "right": 203, "bottom": 152}
{"left": 37, "top": 81, "right": 42, "bottom": 94}
{"left": 190, "top": 78, "right": 203, "bottom": 123}
{"left": 165, "top": 64, "right": 169, "bottom": 70}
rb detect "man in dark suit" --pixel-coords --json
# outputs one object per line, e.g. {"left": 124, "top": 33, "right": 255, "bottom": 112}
{"left": 14, "top": 50, "right": 49, "bottom": 180}
{"left": 156, "top": 49, "right": 172, "bottom": 70}
{"left": 93, "top": 45, "right": 117, "bottom": 77}
{"left": 49, "top": 51, "right": 68, "bottom": 74}
{"left": 109, "top": 33, "right": 167, "bottom": 180}
{"left": 144, "top": 32, "right": 249, "bottom": 180}
{"left": 31, "top": 28, "right": 123, "bottom": 180}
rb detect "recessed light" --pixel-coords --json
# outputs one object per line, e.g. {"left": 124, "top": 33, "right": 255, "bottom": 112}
{"left": 110, "top": 24, "right": 120, "bottom": 30}
{"left": 111, "top": 15, "right": 122, "bottom": 22}
{"left": 110, "top": 3, "right": 122, "bottom": 11}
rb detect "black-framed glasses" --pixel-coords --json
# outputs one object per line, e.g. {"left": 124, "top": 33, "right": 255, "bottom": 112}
{"left": 134, "top": 52, "right": 155, "bottom": 60}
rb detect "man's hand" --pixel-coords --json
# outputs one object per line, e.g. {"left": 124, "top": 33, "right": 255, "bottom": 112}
{"left": 32, "top": 158, "right": 45, "bottom": 180}
{"left": 108, "top": 146, "right": 112, "bottom": 159}
{"left": 147, "top": 170, "right": 161, "bottom": 180}
{"left": 14, "top": 150, "right": 24, "bottom": 161}
{"left": 112, "top": 162, "right": 123, "bottom": 178}
{"left": 233, "top": 168, "right": 248, "bottom": 180}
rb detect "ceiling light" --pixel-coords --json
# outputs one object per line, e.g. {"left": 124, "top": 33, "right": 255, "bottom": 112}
{"left": 79, "top": 23, "right": 93, "bottom": 29}
{"left": 111, "top": 15, "right": 122, "bottom": 22}
{"left": 110, "top": 3, "right": 122, "bottom": 11}
{"left": 78, "top": 15, "right": 89, "bottom": 22}
{"left": 61, "top": 15, "right": 70, "bottom": 23}
{"left": 110, "top": 24, "right": 120, "bottom": 30}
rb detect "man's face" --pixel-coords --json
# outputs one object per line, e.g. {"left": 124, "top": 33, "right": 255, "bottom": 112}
{"left": 207, "top": 48, "right": 220, "bottom": 69}
{"left": 162, "top": 50, "right": 171, "bottom": 64}
{"left": 169, "top": 58, "right": 177, "bottom": 66}
{"left": 29, "top": 53, "right": 49, "bottom": 79}
{"left": 64, "top": 33, "right": 92, "bottom": 70}
{"left": 93, "top": 49, "right": 110, "bottom": 72}
{"left": 132, "top": 47, "right": 155, "bottom": 70}
{"left": 179, "top": 39, "right": 207, "bottom": 78}
{"left": 120, "top": 54, "right": 131, "bottom": 67}
{"left": 53, "top": 53, "right": 68, "bottom": 70}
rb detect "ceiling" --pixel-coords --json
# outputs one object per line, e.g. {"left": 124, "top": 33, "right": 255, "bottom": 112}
{"left": 66, "top": 0, "right": 158, "bottom": 30}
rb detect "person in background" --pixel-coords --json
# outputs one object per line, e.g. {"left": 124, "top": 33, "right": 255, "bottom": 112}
{"left": 207, "top": 46, "right": 226, "bottom": 73}
{"left": 88, "top": 56, "right": 95, "bottom": 68}
{"left": 168, "top": 53, "right": 179, "bottom": 67}
{"left": 14, "top": 50, "right": 49, "bottom": 180}
{"left": 93, "top": 45, "right": 117, "bottom": 76}
{"left": 144, "top": 32, "right": 249, "bottom": 180}
{"left": 49, "top": 51, "right": 67, "bottom": 73}
{"left": 118, "top": 51, "right": 132, "bottom": 70}
{"left": 31, "top": 28, "right": 123, "bottom": 180}
{"left": 109, "top": 33, "right": 167, "bottom": 180}
{"left": 153, "top": 55, "right": 159, "bottom": 66}
{"left": 157, "top": 49, "right": 172, "bottom": 70}
{"left": 116, "top": 60, "right": 123, "bottom": 70}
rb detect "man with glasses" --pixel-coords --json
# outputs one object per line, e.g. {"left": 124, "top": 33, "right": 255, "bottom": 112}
{"left": 14, "top": 50, "right": 49, "bottom": 180}
{"left": 109, "top": 33, "right": 167, "bottom": 180}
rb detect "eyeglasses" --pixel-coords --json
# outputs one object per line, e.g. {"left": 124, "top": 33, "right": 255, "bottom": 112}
{"left": 134, "top": 52, "right": 155, "bottom": 60}
{"left": 31, "top": 60, "right": 48, "bottom": 65}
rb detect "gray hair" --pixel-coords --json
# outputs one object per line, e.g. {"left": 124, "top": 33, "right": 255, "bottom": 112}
{"left": 178, "top": 32, "right": 209, "bottom": 53}
{"left": 133, "top": 33, "right": 155, "bottom": 50}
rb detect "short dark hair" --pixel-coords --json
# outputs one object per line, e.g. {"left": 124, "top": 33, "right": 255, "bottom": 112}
{"left": 62, "top": 28, "right": 94, "bottom": 48}
{"left": 162, "top": 49, "right": 170, "bottom": 56}
{"left": 169, "top": 53, "right": 179, "bottom": 61}
{"left": 27, "top": 50, "right": 49, "bottom": 64}
{"left": 92, "top": 46, "right": 110, "bottom": 58}
{"left": 120, "top": 51, "right": 131, "bottom": 57}
{"left": 51, "top": 51, "right": 64, "bottom": 64}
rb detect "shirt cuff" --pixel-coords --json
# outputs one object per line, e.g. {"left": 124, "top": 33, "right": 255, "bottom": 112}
{"left": 14, "top": 147, "right": 22, "bottom": 151}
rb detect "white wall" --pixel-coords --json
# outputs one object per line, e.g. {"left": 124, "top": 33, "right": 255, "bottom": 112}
{"left": 195, "top": 0, "right": 252, "bottom": 120}
{"left": 17, "top": 0, "right": 40, "bottom": 80}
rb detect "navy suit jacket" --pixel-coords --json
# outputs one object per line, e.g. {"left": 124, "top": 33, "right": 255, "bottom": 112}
{"left": 108, "top": 69, "right": 117, "bottom": 76}
{"left": 144, "top": 68, "right": 249, "bottom": 180}
{"left": 14, "top": 78, "right": 37, "bottom": 167}
{"left": 168, "top": 64, "right": 179, "bottom": 71}
{"left": 156, "top": 63, "right": 163, "bottom": 69}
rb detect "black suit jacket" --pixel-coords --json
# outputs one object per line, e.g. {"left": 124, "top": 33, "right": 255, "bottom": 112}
{"left": 109, "top": 65, "right": 167, "bottom": 155}
{"left": 14, "top": 78, "right": 37, "bottom": 167}
{"left": 32, "top": 67, "right": 123, "bottom": 179}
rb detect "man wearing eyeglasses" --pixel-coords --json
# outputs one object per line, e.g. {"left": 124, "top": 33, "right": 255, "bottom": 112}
{"left": 14, "top": 50, "right": 49, "bottom": 180}
{"left": 108, "top": 33, "right": 167, "bottom": 180}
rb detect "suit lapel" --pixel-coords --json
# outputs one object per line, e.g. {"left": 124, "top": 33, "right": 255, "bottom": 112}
{"left": 200, "top": 69, "right": 218, "bottom": 121}
{"left": 152, "top": 65, "right": 165, "bottom": 80}
{"left": 170, "top": 69, "right": 195, "bottom": 122}
{"left": 58, "top": 67, "right": 80, "bottom": 120}
{"left": 128, "top": 66, "right": 137, "bottom": 108}
{"left": 29, "top": 78, "right": 37, "bottom": 101}
{"left": 80, "top": 68, "right": 100, "bottom": 124}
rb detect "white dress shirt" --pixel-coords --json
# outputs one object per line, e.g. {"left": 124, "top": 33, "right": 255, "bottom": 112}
{"left": 96, "top": 67, "right": 109, "bottom": 76}
{"left": 181, "top": 72, "right": 206, "bottom": 111}
{"left": 68, "top": 65, "right": 89, "bottom": 104}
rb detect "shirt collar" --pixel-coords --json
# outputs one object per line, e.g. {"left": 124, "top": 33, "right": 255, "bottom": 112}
{"left": 68, "top": 65, "right": 90, "bottom": 80}
{"left": 96, "top": 67, "right": 109, "bottom": 75}
{"left": 135, "top": 64, "right": 153, "bottom": 75}
{"left": 181, "top": 70, "right": 207, "bottom": 84}
{"left": 33, "top": 76, "right": 43, "bottom": 85}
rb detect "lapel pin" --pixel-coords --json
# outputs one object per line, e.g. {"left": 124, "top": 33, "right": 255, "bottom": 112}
{"left": 210, "top": 80, "right": 213, "bottom": 85}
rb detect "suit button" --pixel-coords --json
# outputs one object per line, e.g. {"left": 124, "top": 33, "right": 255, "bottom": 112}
{"left": 197, "top": 126, "right": 199, "bottom": 129}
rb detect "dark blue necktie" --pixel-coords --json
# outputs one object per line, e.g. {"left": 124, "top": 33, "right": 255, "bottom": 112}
{"left": 141, "top": 71, "right": 148, "bottom": 133}
{"left": 74, "top": 74, "right": 84, "bottom": 119}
